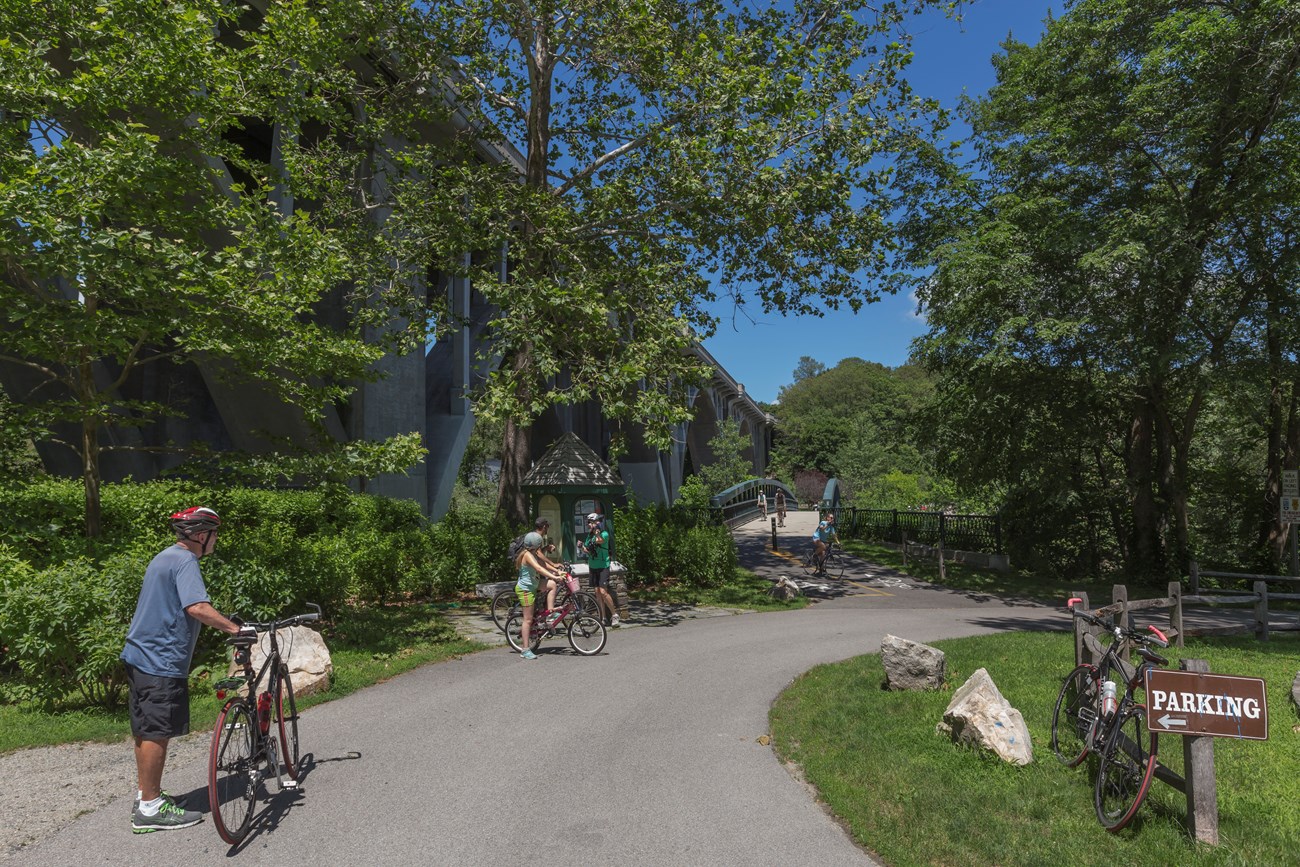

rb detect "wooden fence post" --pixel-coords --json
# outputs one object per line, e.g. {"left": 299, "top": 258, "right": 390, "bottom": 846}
{"left": 1254, "top": 580, "right": 1269, "bottom": 642}
{"left": 1181, "top": 658, "right": 1219, "bottom": 845}
{"left": 1189, "top": 560, "right": 1199, "bottom": 595}
{"left": 1111, "top": 583, "right": 1129, "bottom": 627}
{"left": 901, "top": 531, "right": 908, "bottom": 568}
{"left": 1167, "top": 581, "right": 1184, "bottom": 648}
{"left": 1071, "top": 591, "right": 1090, "bottom": 666}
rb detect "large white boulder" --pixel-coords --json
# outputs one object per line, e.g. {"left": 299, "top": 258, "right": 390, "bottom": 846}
{"left": 937, "top": 667, "right": 1033, "bottom": 766}
{"left": 229, "top": 625, "right": 333, "bottom": 698}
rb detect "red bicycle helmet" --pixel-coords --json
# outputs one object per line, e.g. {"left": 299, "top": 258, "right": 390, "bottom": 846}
{"left": 170, "top": 506, "right": 221, "bottom": 538}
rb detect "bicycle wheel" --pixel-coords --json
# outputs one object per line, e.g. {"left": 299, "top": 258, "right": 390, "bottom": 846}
{"left": 504, "top": 613, "right": 542, "bottom": 653}
{"left": 800, "top": 550, "right": 819, "bottom": 576}
{"left": 571, "top": 591, "right": 600, "bottom": 622}
{"left": 823, "top": 549, "right": 845, "bottom": 579}
{"left": 209, "top": 699, "right": 257, "bottom": 845}
{"left": 491, "top": 588, "right": 521, "bottom": 632}
{"left": 1050, "top": 664, "right": 1099, "bottom": 767}
{"left": 1094, "top": 705, "right": 1158, "bottom": 831}
{"left": 567, "top": 614, "right": 607, "bottom": 655}
{"left": 275, "top": 667, "right": 300, "bottom": 780}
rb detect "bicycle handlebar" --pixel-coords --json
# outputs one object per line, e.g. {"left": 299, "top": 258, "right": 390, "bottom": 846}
{"left": 229, "top": 603, "right": 322, "bottom": 639}
{"left": 1065, "top": 598, "right": 1169, "bottom": 648}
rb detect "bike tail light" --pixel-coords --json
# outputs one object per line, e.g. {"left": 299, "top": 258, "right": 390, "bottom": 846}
{"left": 216, "top": 688, "right": 227, "bottom": 699}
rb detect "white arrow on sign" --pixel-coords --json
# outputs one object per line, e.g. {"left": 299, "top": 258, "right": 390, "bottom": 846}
{"left": 1158, "top": 714, "right": 1188, "bottom": 728}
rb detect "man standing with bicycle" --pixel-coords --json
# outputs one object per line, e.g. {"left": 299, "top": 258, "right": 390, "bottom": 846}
{"left": 120, "top": 506, "right": 250, "bottom": 833}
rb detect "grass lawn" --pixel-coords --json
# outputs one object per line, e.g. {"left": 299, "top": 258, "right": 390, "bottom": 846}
{"left": 840, "top": 538, "right": 1166, "bottom": 606}
{"left": 631, "top": 566, "right": 810, "bottom": 611}
{"left": 0, "top": 602, "right": 481, "bottom": 754}
{"left": 770, "top": 630, "right": 1300, "bottom": 867}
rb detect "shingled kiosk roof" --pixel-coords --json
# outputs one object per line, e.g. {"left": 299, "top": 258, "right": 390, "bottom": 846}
{"left": 521, "top": 432, "right": 624, "bottom": 491}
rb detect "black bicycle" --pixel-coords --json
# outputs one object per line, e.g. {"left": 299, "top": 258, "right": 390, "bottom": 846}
{"left": 208, "top": 604, "right": 321, "bottom": 845}
{"left": 801, "top": 542, "right": 844, "bottom": 579}
{"left": 1050, "top": 599, "right": 1170, "bottom": 831}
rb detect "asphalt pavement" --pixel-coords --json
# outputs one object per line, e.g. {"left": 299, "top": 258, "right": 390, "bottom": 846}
{"left": 22, "top": 510, "right": 1066, "bottom": 866}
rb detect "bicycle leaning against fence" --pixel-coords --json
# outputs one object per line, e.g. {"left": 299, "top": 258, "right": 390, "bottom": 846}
{"left": 1049, "top": 598, "right": 1171, "bottom": 831}
{"left": 208, "top": 604, "right": 322, "bottom": 845}
{"left": 505, "top": 566, "right": 607, "bottom": 656}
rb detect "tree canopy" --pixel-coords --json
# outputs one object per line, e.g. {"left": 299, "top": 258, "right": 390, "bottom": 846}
{"left": 895, "top": 0, "right": 1300, "bottom": 577}
{"left": 0, "top": 0, "right": 429, "bottom": 534}
{"left": 385, "top": 0, "right": 959, "bottom": 521}
{"left": 771, "top": 357, "right": 941, "bottom": 510}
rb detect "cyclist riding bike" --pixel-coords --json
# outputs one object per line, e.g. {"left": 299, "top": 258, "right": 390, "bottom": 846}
{"left": 811, "top": 512, "right": 838, "bottom": 576}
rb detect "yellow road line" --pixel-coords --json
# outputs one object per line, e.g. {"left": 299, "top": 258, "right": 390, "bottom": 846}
{"left": 765, "top": 549, "right": 893, "bottom": 597}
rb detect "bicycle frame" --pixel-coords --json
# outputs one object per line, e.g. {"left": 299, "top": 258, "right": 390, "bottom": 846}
{"left": 209, "top": 605, "right": 320, "bottom": 845}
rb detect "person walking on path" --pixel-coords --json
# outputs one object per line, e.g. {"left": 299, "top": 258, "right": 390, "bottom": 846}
{"left": 757, "top": 490, "right": 768, "bottom": 520}
{"left": 579, "top": 513, "right": 620, "bottom": 627}
{"left": 120, "top": 506, "right": 251, "bottom": 834}
{"left": 515, "top": 531, "right": 567, "bottom": 659}
{"left": 775, "top": 491, "right": 786, "bottom": 527}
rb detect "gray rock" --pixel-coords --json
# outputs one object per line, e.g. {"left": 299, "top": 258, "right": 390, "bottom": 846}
{"left": 880, "top": 634, "right": 946, "bottom": 690}
{"left": 937, "top": 667, "right": 1033, "bottom": 766}
{"left": 1292, "top": 671, "right": 1300, "bottom": 714}
{"left": 768, "top": 576, "right": 802, "bottom": 601}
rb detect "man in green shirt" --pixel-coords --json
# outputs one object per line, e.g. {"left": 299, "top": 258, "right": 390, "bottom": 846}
{"left": 579, "top": 512, "right": 620, "bottom": 627}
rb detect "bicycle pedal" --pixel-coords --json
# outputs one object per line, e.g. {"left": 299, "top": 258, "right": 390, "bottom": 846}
{"left": 280, "top": 778, "right": 299, "bottom": 790}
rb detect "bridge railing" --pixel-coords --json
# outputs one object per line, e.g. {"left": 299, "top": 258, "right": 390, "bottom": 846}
{"left": 840, "top": 507, "right": 1002, "bottom": 555}
{"left": 711, "top": 478, "right": 799, "bottom": 529}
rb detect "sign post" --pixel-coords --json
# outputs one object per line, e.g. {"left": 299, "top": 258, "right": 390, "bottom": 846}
{"left": 1145, "top": 661, "right": 1269, "bottom": 845}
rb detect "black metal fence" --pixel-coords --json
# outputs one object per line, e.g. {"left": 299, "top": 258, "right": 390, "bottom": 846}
{"left": 841, "top": 508, "right": 1002, "bottom": 555}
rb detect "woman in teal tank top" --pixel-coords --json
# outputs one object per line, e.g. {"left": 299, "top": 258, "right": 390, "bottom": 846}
{"left": 515, "top": 531, "right": 564, "bottom": 659}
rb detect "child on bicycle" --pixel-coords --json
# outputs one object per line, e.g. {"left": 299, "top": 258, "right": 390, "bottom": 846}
{"left": 811, "top": 512, "right": 838, "bottom": 576}
{"left": 515, "top": 531, "right": 566, "bottom": 660}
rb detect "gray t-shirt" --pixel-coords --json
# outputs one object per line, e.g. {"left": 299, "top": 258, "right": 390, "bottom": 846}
{"left": 120, "top": 545, "right": 210, "bottom": 678}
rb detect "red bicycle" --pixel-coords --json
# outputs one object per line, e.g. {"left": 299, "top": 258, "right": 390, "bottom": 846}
{"left": 504, "top": 566, "right": 607, "bottom": 656}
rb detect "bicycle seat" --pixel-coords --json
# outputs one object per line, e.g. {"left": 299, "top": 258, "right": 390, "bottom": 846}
{"left": 1137, "top": 647, "right": 1168, "bottom": 667}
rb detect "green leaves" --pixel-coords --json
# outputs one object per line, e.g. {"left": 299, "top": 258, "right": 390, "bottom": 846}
{"left": 897, "top": 0, "right": 1300, "bottom": 578}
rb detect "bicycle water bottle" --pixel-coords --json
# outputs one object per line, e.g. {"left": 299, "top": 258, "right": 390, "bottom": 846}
{"left": 257, "top": 691, "right": 272, "bottom": 734}
{"left": 1101, "top": 680, "right": 1118, "bottom": 718}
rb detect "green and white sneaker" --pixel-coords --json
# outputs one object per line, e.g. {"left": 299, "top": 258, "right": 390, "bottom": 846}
{"left": 132, "top": 798, "right": 202, "bottom": 833}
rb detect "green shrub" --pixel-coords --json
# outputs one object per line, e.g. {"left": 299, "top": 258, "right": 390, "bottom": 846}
{"left": 425, "top": 504, "right": 517, "bottom": 597}
{"left": 612, "top": 504, "right": 736, "bottom": 588}
{"left": 0, "top": 547, "right": 139, "bottom": 709}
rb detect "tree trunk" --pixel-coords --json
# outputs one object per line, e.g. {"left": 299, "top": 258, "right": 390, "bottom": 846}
{"left": 1126, "top": 393, "right": 1162, "bottom": 578}
{"left": 1260, "top": 317, "right": 1287, "bottom": 566}
{"left": 81, "top": 414, "right": 101, "bottom": 538}
{"left": 496, "top": 344, "right": 536, "bottom": 526}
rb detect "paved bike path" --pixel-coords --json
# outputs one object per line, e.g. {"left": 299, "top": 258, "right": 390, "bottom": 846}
{"left": 23, "top": 516, "right": 1064, "bottom": 866}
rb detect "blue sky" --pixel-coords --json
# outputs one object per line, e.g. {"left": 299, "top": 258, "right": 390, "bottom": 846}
{"left": 703, "top": 1, "right": 1060, "bottom": 404}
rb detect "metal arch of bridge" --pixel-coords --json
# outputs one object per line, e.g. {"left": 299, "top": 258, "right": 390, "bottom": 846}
{"left": 710, "top": 478, "right": 799, "bottom": 528}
